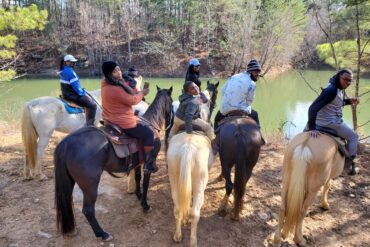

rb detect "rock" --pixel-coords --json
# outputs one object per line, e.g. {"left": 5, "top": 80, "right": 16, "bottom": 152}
{"left": 151, "top": 229, "right": 157, "bottom": 234}
{"left": 258, "top": 212, "right": 269, "bottom": 221}
{"left": 34, "top": 198, "right": 40, "bottom": 203}
{"left": 109, "top": 244, "right": 115, "bottom": 247}
{"left": 8, "top": 244, "right": 19, "bottom": 247}
{"left": 37, "top": 230, "right": 52, "bottom": 239}
{"left": 348, "top": 193, "right": 356, "bottom": 198}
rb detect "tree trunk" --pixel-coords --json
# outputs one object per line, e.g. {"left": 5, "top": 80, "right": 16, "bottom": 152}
{"left": 352, "top": 1, "right": 361, "bottom": 131}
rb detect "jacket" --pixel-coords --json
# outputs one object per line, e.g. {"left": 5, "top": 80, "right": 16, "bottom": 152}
{"left": 175, "top": 92, "right": 201, "bottom": 133}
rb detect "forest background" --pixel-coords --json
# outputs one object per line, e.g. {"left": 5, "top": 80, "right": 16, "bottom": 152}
{"left": 1, "top": 0, "right": 369, "bottom": 79}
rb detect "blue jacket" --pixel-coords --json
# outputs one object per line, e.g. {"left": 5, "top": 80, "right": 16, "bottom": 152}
{"left": 59, "top": 66, "right": 85, "bottom": 98}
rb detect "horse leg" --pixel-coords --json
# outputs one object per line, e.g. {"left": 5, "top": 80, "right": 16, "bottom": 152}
{"left": 173, "top": 207, "right": 183, "bottom": 243}
{"left": 135, "top": 166, "right": 142, "bottom": 200}
{"left": 141, "top": 172, "right": 152, "bottom": 212}
{"left": 293, "top": 190, "right": 317, "bottom": 246}
{"left": 190, "top": 178, "right": 207, "bottom": 247}
{"left": 23, "top": 155, "right": 32, "bottom": 180}
{"left": 320, "top": 179, "right": 331, "bottom": 210}
{"left": 272, "top": 181, "right": 288, "bottom": 246}
{"left": 127, "top": 170, "right": 136, "bottom": 194}
{"left": 218, "top": 164, "right": 233, "bottom": 216}
{"left": 81, "top": 186, "right": 112, "bottom": 241}
{"left": 34, "top": 134, "right": 51, "bottom": 180}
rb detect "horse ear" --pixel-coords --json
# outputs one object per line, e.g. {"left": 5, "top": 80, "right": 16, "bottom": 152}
{"left": 215, "top": 81, "right": 220, "bottom": 88}
{"left": 168, "top": 86, "right": 173, "bottom": 95}
{"left": 156, "top": 85, "right": 161, "bottom": 91}
{"left": 207, "top": 80, "right": 210, "bottom": 86}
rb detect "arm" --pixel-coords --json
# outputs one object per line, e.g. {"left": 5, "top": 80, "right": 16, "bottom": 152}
{"left": 245, "top": 83, "right": 256, "bottom": 105}
{"left": 307, "top": 86, "right": 337, "bottom": 130}
{"left": 68, "top": 70, "right": 85, "bottom": 96}
{"left": 184, "top": 101, "right": 198, "bottom": 133}
{"left": 117, "top": 89, "right": 144, "bottom": 106}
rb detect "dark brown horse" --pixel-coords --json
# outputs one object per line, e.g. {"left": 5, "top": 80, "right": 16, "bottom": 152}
{"left": 54, "top": 86, "right": 173, "bottom": 241}
{"left": 217, "top": 117, "right": 263, "bottom": 220}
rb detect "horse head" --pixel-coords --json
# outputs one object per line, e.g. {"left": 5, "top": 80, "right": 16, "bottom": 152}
{"left": 201, "top": 80, "right": 219, "bottom": 122}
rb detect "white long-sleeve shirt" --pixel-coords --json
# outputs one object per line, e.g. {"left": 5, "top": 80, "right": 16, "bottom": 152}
{"left": 220, "top": 72, "right": 256, "bottom": 115}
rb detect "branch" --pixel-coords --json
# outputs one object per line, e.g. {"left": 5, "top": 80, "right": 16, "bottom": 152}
{"left": 358, "top": 120, "right": 370, "bottom": 128}
{"left": 360, "top": 38, "right": 370, "bottom": 58}
{"left": 296, "top": 70, "right": 319, "bottom": 96}
{"left": 359, "top": 135, "right": 370, "bottom": 142}
{"left": 0, "top": 55, "right": 19, "bottom": 70}
{"left": 359, "top": 89, "right": 370, "bottom": 97}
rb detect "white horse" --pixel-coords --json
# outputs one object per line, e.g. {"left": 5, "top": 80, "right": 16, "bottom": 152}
{"left": 166, "top": 81, "right": 218, "bottom": 247}
{"left": 21, "top": 78, "right": 149, "bottom": 180}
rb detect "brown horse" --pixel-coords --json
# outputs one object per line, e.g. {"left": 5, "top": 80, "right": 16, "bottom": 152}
{"left": 217, "top": 117, "right": 263, "bottom": 220}
{"left": 272, "top": 132, "right": 345, "bottom": 246}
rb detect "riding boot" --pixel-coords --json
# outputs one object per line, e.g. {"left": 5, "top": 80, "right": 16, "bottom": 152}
{"left": 345, "top": 155, "right": 356, "bottom": 176}
{"left": 143, "top": 151, "right": 158, "bottom": 174}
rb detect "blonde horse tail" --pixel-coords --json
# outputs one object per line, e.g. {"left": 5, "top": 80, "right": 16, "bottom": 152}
{"left": 177, "top": 143, "right": 194, "bottom": 220}
{"left": 282, "top": 144, "right": 311, "bottom": 236}
{"left": 21, "top": 104, "right": 38, "bottom": 170}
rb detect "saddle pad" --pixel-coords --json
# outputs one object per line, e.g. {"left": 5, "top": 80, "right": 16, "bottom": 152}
{"left": 59, "top": 98, "right": 83, "bottom": 114}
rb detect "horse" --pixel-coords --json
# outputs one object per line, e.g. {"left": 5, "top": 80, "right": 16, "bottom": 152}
{"left": 54, "top": 86, "right": 173, "bottom": 241}
{"left": 217, "top": 117, "right": 263, "bottom": 220}
{"left": 272, "top": 132, "right": 345, "bottom": 246}
{"left": 21, "top": 89, "right": 148, "bottom": 181}
{"left": 166, "top": 81, "right": 218, "bottom": 246}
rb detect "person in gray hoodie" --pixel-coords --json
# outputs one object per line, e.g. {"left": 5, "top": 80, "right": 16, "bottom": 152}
{"left": 307, "top": 69, "right": 359, "bottom": 175}
{"left": 169, "top": 81, "right": 215, "bottom": 141}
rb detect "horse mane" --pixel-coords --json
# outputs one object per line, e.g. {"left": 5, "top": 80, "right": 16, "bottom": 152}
{"left": 143, "top": 89, "right": 172, "bottom": 129}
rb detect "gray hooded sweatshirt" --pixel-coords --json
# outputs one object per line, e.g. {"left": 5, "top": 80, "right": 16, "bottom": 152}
{"left": 175, "top": 93, "right": 201, "bottom": 133}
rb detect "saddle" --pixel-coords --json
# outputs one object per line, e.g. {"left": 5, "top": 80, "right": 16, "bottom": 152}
{"left": 59, "top": 96, "right": 84, "bottom": 114}
{"left": 99, "top": 120, "right": 143, "bottom": 172}
{"left": 315, "top": 126, "right": 348, "bottom": 157}
{"left": 177, "top": 123, "right": 207, "bottom": 136}
{"left": 217, "top": 110, "right": 254, "bottom": 131}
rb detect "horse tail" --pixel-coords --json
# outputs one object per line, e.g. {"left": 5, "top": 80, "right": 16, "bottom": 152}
{"left": 177, "top": 143, "right": 194, "bottom": 220}
{"left": 282, "top": 144, "right": 311, "bottom": 236}
{"left": 54, "top": 141, "right": 76, "bottom": 234}
{"left": 21, "top": 104, "right": 38, "bottom": 170}
{"left": 234, "top": 129, "right": 248, "bottom": 216}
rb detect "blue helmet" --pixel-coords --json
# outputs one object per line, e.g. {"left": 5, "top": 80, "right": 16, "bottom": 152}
{"left": 189, "top": 58, "right": 200, "bottom": 67}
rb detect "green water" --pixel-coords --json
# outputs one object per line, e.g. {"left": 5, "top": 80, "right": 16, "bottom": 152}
{"left": 0, "top": 70, "right": 369, "bottom": 137}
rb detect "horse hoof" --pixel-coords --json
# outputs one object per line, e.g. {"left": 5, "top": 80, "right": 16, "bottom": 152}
{"left": 136, "top": 192, "right": 142, "bottom": 200}
{"left": 320, "top": 204, "right": 329, "bottom": 211}
{"left": 38, "top": 174, "right": 48, "bottom": 181}
{"left": 230, "top": 213, "right": 240, "bottom": 221}
{"left": 143, "top": 206, "right": 152, "bottom": 213}
{"left": 173, "top": 234, "right": 182, "bottom": 243}
{"left": 101, "top": 232, "right": 113, "bottom": 241}
{"left": 218, "top": 209, "right": 227, "bottom": 217}
{"left": 66, "top": 229, "right": 78, "bottom": 237}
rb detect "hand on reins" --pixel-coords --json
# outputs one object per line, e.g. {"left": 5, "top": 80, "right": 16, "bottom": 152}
{"left": 310, "top": 130, "right": 320, "bottom": 138}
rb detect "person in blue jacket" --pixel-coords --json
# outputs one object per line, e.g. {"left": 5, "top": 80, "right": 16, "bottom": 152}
{"left": 59, "top": 54, "right": 97, "bottom": 126}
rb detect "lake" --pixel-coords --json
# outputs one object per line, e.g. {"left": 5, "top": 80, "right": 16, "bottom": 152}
{"left": 0, "top": 70, "right": 369, "bottom": 138}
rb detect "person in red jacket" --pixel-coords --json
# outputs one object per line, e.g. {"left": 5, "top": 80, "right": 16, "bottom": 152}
{"left": 101, "top": 61, "right": 157, "bottom": 173}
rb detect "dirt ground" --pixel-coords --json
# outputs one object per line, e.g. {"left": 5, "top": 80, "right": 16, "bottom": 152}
{"left": 0, "top": 122, "right": 369, "bottom": 247}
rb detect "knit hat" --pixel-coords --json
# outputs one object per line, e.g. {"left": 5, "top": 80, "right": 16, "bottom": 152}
{"left": 246, "top": 59, "right": 261, "bottom": 72}
{"left": 189, "top": 58, "right": 200, "bottom": 67}
{"left": 128, "top": 65, "right": 137, "bottom": 72}
{"left": 102, "top": 61, "right": 118, "bottom": 77}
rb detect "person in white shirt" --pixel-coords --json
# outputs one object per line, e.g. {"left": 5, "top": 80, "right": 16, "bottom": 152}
{"left": 211, "top": 59, "right": 264, "bottom": 154}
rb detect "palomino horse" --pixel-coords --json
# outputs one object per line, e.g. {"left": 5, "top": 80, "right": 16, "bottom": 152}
{"left": 272, "top": 132, "right": 344, "bottom": 246}
{"left": 217, "top": 117, "right": 263, "bottom": 220}
{"left": 167, "top": 81, "right": 218, "bottom": 246}
{"left": 21, "top": 87, "right": 148, "bottom": 180}
{"left": 54, "top": 86, "right": 173, "bottom": 241}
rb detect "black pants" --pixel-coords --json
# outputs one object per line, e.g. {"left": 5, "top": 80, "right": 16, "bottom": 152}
{"left": 66, "top": 95, "right": 97, "bottom": 126}
{"left": 214, "top": 109, "right": 260, "bottom": 130}
{"left": 123, "top": 122, "right": 154, "bottom": 147}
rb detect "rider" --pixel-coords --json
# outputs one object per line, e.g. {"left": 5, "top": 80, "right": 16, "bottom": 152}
{"left": 101, "top": 61, "right": 158, "bottom": 174}
{"left": 215, "top": 59, "right": 263, "bottom": 129}
{"left": 185, "top": 58, "right": 208, "bottom": 103}
{"left": 307, "top": 69, "right": 359, "bottom": 175}
{"left": 169, "top": 81, "right": 215, "bottom": 141}
{"left": 212, "top": 59, "right": 264, "bottom": 154}
{"left": 59, "top": 54, "right": 97, "bottom": 126}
